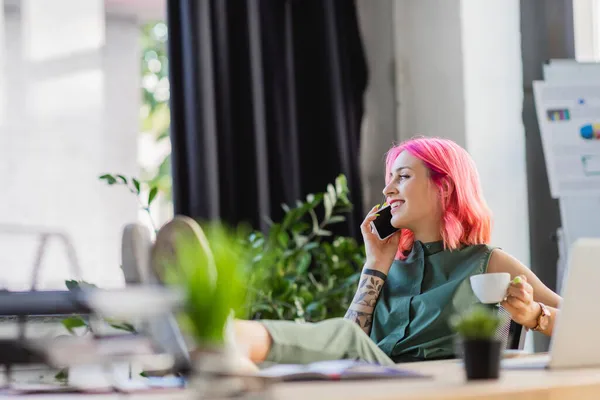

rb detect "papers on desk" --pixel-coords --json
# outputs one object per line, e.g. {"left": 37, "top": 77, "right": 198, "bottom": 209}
{"left": 257, "top": 360, "right": 430, "bottom": 382}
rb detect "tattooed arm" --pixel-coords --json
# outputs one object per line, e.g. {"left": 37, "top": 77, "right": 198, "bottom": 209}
{"left": 344, "top": 268, "right": 386, "bottom": 335}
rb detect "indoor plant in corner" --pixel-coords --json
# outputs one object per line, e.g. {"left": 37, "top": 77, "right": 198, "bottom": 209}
{"left": 450, "top": 305, "right": 502, "bottom": 381}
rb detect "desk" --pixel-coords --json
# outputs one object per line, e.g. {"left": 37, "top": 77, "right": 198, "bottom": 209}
{"left": 11, "top": 356, "right": 600, "bottom": 399}
{"left": 272, "top": 356, "right": 600, "bottom": 400}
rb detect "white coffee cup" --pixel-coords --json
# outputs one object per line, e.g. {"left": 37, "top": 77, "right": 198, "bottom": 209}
{"left": 470, "top": 272, "right": 511, "bottom": 304}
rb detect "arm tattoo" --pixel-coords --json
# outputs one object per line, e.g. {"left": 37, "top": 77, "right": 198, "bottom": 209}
{"left": 344, "top": 310, "right": 374, "bottom": 329}
{"left": 344, "top": 269, "right": 386, "bottom": 335}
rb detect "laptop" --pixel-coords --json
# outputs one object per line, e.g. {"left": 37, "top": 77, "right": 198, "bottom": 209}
{"left": 502, "top": 238, "right": 600, "bottom": 370}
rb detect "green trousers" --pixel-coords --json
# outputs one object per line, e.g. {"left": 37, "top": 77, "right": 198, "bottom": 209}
{"left": 259, "top": 318, "right": 395, "bottom": 366}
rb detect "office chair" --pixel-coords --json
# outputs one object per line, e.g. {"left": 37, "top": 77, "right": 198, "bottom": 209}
{"left": 496, "top": 306, "right": 526, "bottom": 350}
{"left": 120, "top": 222, "right": 192, "bottom": 374}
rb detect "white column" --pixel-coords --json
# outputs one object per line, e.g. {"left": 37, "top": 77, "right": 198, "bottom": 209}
{"left": 460, "top": 0, "right": 529, "bottom": 266}
{"left": 394, "top": 0, "right": 529, "bottom": 268}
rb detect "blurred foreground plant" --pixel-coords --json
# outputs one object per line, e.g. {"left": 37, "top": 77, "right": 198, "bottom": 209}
{"left": 450, "top": 305, "right": 501, "bottom": 340}
{"left": 156, "top": 222, "right": 251, "bottom": 346}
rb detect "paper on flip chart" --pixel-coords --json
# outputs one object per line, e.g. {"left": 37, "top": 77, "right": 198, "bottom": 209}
{"left": 532, "top": 81, "right": 600, "bottom": 198}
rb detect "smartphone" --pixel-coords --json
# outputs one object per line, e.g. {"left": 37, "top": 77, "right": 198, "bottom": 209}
{"left": 370, "top": 205, "right": 400, "bottom": 240}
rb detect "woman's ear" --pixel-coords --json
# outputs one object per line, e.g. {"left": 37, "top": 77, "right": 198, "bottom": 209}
{"left": 437, "top": 176, "right": 455, "bottom": 203}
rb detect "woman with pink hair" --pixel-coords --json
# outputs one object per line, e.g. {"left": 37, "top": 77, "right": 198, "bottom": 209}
{"left": 234, "top": 137, "right": 561, "bottom": 366}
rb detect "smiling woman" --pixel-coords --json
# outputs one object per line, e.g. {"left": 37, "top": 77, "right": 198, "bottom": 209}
{"left": 221, "top": 137, "right": 562, "bottom": 368}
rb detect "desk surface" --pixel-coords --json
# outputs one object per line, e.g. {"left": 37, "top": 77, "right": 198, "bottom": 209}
{"left": 11, "top": 355, "right": 600, "bottom": 399}
{"left": 272, "top": 356, "right": 600, "bottom": 400}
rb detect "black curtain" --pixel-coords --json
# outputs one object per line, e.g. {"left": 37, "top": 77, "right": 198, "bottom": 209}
{"left": 167, "top": 0, "right": 367, "bottom": 239}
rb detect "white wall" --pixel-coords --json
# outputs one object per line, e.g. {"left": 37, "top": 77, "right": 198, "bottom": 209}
{"left": 0, "top": 1, "right": 139, "bottom": 290}
{"left": 394, "top": 0, "right": 529, "bottom": 269}
{"left": 394, "top": 0, "right": 467, "bottom": 148}
{"left": 461, "top": 0, "right": 529, "bottom": 268}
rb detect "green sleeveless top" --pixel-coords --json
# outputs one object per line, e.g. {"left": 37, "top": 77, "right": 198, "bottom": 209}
{"left": 370, "top": 240, "right": 495, "bottom": 363}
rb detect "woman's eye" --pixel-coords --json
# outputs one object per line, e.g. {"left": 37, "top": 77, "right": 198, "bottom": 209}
{"left": 399, "top": 175, "right": 410, "bottom": 180}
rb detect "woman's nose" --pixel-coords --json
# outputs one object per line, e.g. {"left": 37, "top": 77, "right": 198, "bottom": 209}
{"left": 382, "top": 182, "right": 397, "bottom": 196}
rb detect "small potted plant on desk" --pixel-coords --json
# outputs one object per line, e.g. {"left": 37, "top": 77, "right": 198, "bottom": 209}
{"left": 450, "top": 305, "right": 502, "bottom": 381}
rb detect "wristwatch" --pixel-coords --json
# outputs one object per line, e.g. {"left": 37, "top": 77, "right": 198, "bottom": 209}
{"left": 531, "top": 302, "right": 550, "bottom": 332}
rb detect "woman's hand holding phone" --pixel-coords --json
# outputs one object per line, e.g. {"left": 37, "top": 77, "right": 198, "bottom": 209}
{"left": 360, "top": 204, "right": 401, "bottom": 275}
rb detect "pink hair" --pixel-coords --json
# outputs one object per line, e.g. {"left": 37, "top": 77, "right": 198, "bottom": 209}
{"left": 385, "top": 137, "right": 492, "bottom": 259}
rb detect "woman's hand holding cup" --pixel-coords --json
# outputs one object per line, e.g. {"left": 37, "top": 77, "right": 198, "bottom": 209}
{"left": 501, "top": 275, "right": 541, "bottom": 329}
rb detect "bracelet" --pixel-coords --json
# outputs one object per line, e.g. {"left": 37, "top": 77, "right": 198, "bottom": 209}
{"left": 363, "top": 268, "right": 387, "bottom": 281}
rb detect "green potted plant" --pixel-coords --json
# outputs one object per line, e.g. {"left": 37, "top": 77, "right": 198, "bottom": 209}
{"left": 152, "top": 217, "right": 257, "bottom": 398}
{"left": 450, "top": 305, "right": 502, "bottom": 380}
{"left": 99, "top": 173, "right": 365, "bottom": 324}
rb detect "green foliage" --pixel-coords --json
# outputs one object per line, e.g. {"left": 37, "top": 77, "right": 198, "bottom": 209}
{"left": 449, "top": 305, "right": 501, "bottom": 340}
{"left": 104, "top": 319, "right": 137, "bottom": 334}
{"left": 57, "top": 280, "right": 138, "bottom": 381}
{"left": 60, "top": 280, "right": 137, "bottom": 336}
{"left": 61, "top": 316, "right": 87, "bottom": 335}
{"left": 246, "top": 174, "right": 364, "bottom": 322}
{"left": 140, "top": 21, "right": 172, "bottom": 200}
{"left": 98, "top": 172, "right": 365, "bottom": 325}
{"left": 98, "top": 173, "right": 159, "bottom": 232}
{"left": 55, "top": 369, "right": 68, "bottom": 382}
{"left": 157, "top": 223, "right": 251, "bottom": 346}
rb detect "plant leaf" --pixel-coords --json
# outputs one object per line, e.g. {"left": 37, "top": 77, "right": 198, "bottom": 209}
{"left": 327, "top": 215, "right": 346, "bottom": 224}
{"left": 62, "top": 316, "right": 87, "bottom": 334}
{"left": 293, "top": 234, "right": 308, "bottom": 248}
{"left": 278, "top": 232, "right": 289, "bottom": 248}
{"left": 296, "top": 253, "right": 312, "bottom": 275}
{"left": 335, "top": 175, "right": 347, "bottom": 196}
{"left": 323, "top": 194, "right": 333, "bottom": 221}
{"left": 107, "top": 321, "right": 137, "bottom": 333}
{"left": 327, "top": 184, "right": 337, "bottom": 204}
{"left": 116, "top": 175, "right": 128, "bottom": 184}
{"left": 148, "top": 187, "right": 158, "bottom": 206}
{"left": 65, "top": 280, "right": 80, "bottom": 291}
{"left": 309, "top": 209, "right": 319, "bottom": 233}
{"left": 55, "top": 369, "right": 69, "bottom": 382}
{"left": 99, "top": 174, "right": 117, "bottom": 185}
{"left": 132, "top": 178, "right": 141, "bottom": 194}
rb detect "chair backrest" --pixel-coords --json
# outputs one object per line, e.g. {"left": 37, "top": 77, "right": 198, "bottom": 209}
{"left": 495, "top": 306, "right": 526, "bottom": 350}
{"left": 120, "top": 221, "right": 192, "bottom": 373}
{"left": 121, "top": 223, "right": 154, "bottom": 285}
